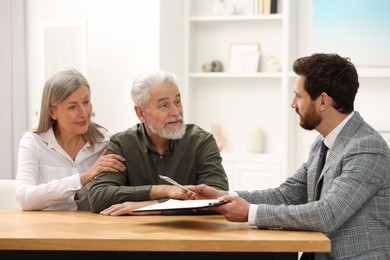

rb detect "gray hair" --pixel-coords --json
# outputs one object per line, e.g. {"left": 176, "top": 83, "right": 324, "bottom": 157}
{"left": 131, "top": 70, "right": 178, "bottom": 108}
{"left": 34, "top": 68, "right": 104, "bottom": 149}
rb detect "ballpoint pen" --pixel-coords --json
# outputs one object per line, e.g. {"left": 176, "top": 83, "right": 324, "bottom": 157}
{"left": 158, "top": 175, "right": 196, "bottom": 194}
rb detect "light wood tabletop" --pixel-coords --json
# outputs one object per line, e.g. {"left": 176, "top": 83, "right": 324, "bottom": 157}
{"left": 0, "top": 210, "right": 330, "bottom": 253}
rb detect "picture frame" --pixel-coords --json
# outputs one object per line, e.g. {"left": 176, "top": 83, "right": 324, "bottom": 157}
{"left": 229, "top": 42, "right": 261, "bottom": 73}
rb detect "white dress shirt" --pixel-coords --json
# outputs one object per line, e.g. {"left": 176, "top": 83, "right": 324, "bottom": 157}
{"left": 16, "top": 127, "right": 112, "bottom": 210}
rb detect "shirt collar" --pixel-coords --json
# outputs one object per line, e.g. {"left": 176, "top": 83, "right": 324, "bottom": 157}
{"left": 138, "top": 123, "right": 174, "bottom": 155}
{"left": 323, "top": 111, "right": 354, "bottom": 149}
{"left": 40, "top": 127, "right": 94, "bottom": 149}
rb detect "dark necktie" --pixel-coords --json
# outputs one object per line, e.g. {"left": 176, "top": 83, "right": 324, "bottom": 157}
{"left": 301, "top": 142, "right": 328, "bottom": 260}
{"left": 301, "top": 141, "right": 328, "bottom": 260}
{"left": 315, "top": 141, "right": 328, "bottom": 200}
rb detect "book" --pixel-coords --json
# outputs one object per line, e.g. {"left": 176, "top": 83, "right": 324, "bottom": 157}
{"left": 132, "top": 199, "right": 230, "bottom": 212}
{"left": 254, "top": 0, "right": 263, "bottom": 15}
{"left": 262, "top": 0, "right": 271, "bottom": 15}
{"left": 263, "top": 0, "right": 277, "bottom": 15}
{"left": 271, "top": 0, "right": 277, "bottom": 14}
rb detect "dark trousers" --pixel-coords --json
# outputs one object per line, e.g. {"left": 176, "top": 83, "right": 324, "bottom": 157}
{"left": 300, "top": 252, "right": 314, "bottom": 260}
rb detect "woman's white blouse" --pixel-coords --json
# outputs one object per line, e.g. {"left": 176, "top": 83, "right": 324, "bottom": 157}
{"left": 15, "top": 127, "right": 111, "bottom": 211}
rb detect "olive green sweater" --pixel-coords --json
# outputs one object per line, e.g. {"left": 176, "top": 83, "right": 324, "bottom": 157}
{"left": 89, "top": 123, "right": 229, "bottom": 213}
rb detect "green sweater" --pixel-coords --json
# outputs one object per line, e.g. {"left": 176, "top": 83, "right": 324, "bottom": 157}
{"left": 89, "top": 123, "right": 229, "bottom": 213}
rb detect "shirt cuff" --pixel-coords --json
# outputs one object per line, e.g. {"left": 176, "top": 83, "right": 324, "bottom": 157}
{"left": 228, "top": 191, "right": 256, "bottom": 226}
{"left": 228, "top": 191, "right": 238, "bottom": 196}
{"left": 248, "top": 204, "right": 258, "bottom": 225}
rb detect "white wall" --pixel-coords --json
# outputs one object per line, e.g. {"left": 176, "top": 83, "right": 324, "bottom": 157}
{"left": 294, "top": 0, "right": 390, "bottom": 166}
{"left": 0, "top": 0, "right": 182, "bottom": 179}
{"left": 25, "top": 0, "right": 161, "bottom": 133}
{"left": 296, "top": 0, "right": 390, "bottom": 131}
{"left": 2, "top": 0, "right": 389, "bottom": 179}
{"left": 0, "top": 0, "right": 26, "bottom": 180}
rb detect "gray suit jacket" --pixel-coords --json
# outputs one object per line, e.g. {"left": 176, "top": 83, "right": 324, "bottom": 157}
{"left": 237, "top": 112, "right": 390, "bottom": 259}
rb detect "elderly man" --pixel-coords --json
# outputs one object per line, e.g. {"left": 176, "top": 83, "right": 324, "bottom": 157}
{"left": 89, "top": 70, "right": 228, "bottom": 215}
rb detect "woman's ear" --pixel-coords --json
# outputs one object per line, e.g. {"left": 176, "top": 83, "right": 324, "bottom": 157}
{"left": 49, "top": 108, "right": 56, "bottom": 120}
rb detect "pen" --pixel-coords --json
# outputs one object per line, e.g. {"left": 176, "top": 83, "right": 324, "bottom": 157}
{"left": 208, "top": 199, "right": 230, "bottom": 206}
{"left": 158, "top": 175, "right": 195, "bottom": 194}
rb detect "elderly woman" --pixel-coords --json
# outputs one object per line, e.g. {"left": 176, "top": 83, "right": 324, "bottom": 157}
{"left": 16, "top": 68, "right": 125, "bottom": 210}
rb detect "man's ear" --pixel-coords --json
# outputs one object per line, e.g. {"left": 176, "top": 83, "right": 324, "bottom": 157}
{"left": 319, "top": 92, "right": 331, "bottom": 109}
{"left": 134, "top": 106, "right": 146, "bottom": 123}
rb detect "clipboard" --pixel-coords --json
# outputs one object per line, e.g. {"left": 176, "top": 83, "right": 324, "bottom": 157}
{"left": 132, "top": 199, "right": 230, "bottom": 212}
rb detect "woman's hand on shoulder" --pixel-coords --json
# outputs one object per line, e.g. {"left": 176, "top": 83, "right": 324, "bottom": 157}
{"left": 80, "top": 149, "right": 126, "bottom": 185}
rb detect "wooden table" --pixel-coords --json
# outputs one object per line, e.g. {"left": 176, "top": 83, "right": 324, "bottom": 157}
{"left": 0, "top": 210, "right": 330, "bottom": 259}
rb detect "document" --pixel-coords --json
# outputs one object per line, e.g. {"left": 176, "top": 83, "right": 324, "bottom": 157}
{"left": 132, "top": 199, "right": 229, "bottom": 212}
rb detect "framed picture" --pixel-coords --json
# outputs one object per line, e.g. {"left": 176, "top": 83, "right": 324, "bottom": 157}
{"left": 229, "top": 43, "right": 261, "bottom": 73}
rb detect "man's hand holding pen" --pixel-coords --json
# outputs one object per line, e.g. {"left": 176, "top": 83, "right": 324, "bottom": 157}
{"left": 186, "top": 184, "right": 228, "bottom": 200}
{"left": 159, "top": 175, "right": 196, "bottom": 194}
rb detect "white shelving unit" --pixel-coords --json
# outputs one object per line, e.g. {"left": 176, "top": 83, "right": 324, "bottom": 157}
{"left": 182, "top": 0, "right": 297, "bottom": 190}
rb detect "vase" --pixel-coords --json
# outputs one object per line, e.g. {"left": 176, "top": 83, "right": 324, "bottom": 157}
{"left": 211, "top": 124, "right": 227, "bottom": 151}
{"left": 247, "top": 127, "right": 264, "bottom": 153}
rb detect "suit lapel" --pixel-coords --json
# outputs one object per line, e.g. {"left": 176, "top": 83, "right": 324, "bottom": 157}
{"left": 314, "top": 112, "right": 364, "bottom": 199}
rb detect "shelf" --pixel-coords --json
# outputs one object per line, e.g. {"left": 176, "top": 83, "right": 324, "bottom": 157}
{"left": 357, "top": 67, "right": 390, "bottom": 78}
{"left": 221, "top": 152, "right": 282, "bottom": 163}
{"left": 189, "top": 72, "right": 282, "bottom": 78}
{"left": 183, "top": 0, "right": 295, "bottom": 187}
{"left": 183, "top": 0, "right": 390, "bottom": 189}
{"left": 190, "top": 14, "right": 283, "bottom": 22}
{"left": 288, "top": 68, "right": 390, "bottom": 79}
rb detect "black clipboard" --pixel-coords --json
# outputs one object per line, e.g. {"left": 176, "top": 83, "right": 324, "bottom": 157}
{"left": 132, "top": 199, "right": 229, "bottom": 212}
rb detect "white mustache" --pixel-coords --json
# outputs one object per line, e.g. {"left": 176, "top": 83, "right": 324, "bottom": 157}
{"left": 165, "top": 116, "right": 182, "bottom": 124}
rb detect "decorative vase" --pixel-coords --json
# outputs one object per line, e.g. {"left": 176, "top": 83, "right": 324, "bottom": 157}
{"left": 211, "top": 124, "right": 227, "bottom": 151}
{"left": 247, "top": 127, "right": 264, "bottom": 153}
{"left": 214, "top": 0, "right": 235, "bottom": 16}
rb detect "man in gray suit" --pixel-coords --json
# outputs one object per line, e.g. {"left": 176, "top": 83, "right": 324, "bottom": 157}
{"left": 189, "top": 53, "right": 390, "bottom": 259}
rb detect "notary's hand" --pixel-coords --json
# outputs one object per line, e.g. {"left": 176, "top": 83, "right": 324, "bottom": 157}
{"left": 206, "top": 195, "right": 249, "bottom": 223}
{"left": 186, "top": 184, "right": 228, "bottom": 200}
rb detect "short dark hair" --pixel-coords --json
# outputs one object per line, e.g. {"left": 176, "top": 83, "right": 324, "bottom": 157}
{"left": 293, "top": 53, "right": 359, "bottom": 113}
